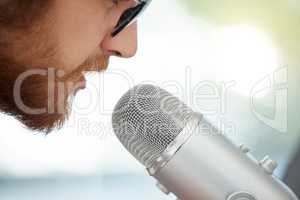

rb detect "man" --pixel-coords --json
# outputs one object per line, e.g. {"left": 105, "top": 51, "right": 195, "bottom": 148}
{"left": 0, "top": 0, "right": 150, "bottom": 133}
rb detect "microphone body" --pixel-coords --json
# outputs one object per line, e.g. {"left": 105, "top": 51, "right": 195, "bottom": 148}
{"left": 112, "top": 84, "right": 298, "bottom": 200}
{"left": 149, "top": 115, "right": 298, "bottom": 200}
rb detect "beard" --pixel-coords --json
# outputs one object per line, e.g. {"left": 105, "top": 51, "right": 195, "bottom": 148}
{"left": 0, "top": 0, "right": 111, "bottom": 133}
{"left": 0, "top": 52, "right": 109, "bottom": 133}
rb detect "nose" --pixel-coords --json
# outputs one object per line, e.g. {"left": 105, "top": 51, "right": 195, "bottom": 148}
{"left": 101, "top": 22, "right": 138, "bottom": 58}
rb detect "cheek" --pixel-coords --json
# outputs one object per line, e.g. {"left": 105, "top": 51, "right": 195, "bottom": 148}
{"left": 53, "top": 0, "right": 110, "bottom": 72}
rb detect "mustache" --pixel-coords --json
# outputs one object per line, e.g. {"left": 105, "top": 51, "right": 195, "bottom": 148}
{"left": 60, "top": 55, "right": 110, "bottom": 81}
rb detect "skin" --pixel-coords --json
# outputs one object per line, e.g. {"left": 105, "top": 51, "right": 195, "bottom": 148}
{"left": 52, "top": 0, "right": 138, "bottom": 73}
{"left": 0, "top": 0, "right": 139, "bottom": 132}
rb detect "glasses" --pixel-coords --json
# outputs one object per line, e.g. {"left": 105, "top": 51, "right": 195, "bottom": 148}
{"left": 111, "top": 0, "right": 152, "bottom": 37}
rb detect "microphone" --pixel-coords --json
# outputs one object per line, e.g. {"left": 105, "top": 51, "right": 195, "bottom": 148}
{"left": 112, "top": 84, "right": 298, "bottom": 200}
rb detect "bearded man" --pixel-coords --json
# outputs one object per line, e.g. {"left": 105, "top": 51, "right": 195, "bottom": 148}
{"left": 0, "top": 0, "right": 150, "bottom": 133}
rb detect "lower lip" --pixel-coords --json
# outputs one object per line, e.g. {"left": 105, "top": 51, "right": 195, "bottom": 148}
{"left": 78, "top": 80, "right": 86, "bottom": 90}
{"left": 74, "top": 78, "right": 86, "bottom": 94}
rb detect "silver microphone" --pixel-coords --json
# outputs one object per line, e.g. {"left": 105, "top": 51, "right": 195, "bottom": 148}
{"left": 112, "top": 84, "right": 298, "bottom": 200}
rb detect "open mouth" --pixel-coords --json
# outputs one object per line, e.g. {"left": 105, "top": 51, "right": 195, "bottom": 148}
{"left": 72, "top": 76, "right": 87, "bottom": 94}
{"left": 77, "top": 76, "right": 86, "bottom": 90}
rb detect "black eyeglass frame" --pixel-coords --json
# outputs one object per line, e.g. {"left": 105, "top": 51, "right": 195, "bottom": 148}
{"left": 111, "top": 0, "right": 152, "bottom": 37}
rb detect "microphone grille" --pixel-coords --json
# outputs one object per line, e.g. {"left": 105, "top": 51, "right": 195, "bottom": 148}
{"left": 112, "top": 84, "right": 194, "bottom": 168}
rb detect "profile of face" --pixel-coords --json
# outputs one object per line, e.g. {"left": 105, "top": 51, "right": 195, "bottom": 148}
{"left": 0, "top": 0, "right": 139, "bottom": 133}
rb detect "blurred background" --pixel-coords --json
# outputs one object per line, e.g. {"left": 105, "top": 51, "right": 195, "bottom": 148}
{"left": 0, "top": 0, "right": 300, "bottom": 199}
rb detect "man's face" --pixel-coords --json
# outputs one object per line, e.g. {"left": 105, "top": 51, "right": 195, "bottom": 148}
{"left": 0, "top": 0, "right": 138, "bottom": 132}
{"left": 53, "top": 0, "right": 138, "bottom": 72}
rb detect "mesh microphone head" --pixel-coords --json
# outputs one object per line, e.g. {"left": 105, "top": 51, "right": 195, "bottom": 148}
{"left": 112, "top": 84, "right": 194, "bottom": 168}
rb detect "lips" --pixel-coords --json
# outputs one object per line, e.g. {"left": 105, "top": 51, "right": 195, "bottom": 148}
{"left": 77, "top": 76, "right": 86, "bottom": 90}
{"left": 71, "top": 76, "right": 86, "bottom": 95}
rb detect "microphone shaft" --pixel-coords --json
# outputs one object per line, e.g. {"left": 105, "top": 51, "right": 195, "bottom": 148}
{"left": 151, "top": 115, "right": 298, "bottom": 200}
